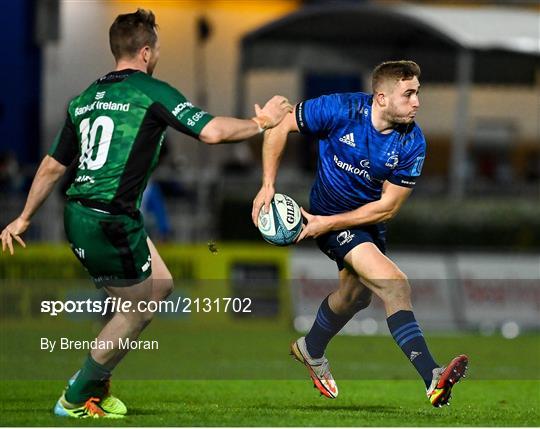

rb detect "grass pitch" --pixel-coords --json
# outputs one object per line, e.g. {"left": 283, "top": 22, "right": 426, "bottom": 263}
{"left": 1, "top": 320, "right": 539, "bottom": 426}
{"left": 2, "top": 379, "right": 539, "bottom": 427}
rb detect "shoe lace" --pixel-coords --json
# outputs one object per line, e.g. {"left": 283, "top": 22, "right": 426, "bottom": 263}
{"left": 313, "top": 359, "right": 332, "bottom": 379}
{"left": 84, "top": 397, "right": 106, "bottom": 417}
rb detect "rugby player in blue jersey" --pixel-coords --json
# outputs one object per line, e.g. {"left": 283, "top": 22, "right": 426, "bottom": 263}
{"left": 251, "top": 61, "right": 468, "bottom": 407}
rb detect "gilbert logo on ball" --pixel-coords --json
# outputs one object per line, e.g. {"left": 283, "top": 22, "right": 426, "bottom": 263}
{"left": 258, "top": 193, "right": 302, "bottom": 246}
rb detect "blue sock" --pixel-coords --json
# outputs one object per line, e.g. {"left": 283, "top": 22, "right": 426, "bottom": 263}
{"left": 387, "top": 310, "right": 439, "bottom": 388}
{"left": 305, "top": 296, "right": 352, "bottom": 359}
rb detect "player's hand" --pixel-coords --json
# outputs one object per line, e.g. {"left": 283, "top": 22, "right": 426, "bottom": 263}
{"left": 295, "top": 207, "right": 330, "bottom": 242}
{"left": 1, "top": 217, "right": 29, "bottom": 255}
{"left": 253, "top": 96, "right": 292, "bottom": 130}
{"left": 252, "top": 184, "right": 275, "bottom": 226}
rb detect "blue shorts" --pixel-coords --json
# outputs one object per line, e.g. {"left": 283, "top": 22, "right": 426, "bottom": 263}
{"left": 315, "top": 224, "right": 387, "bottom": 271}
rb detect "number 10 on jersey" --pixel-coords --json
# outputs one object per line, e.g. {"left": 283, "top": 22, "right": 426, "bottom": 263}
{"left": 78, "top": 115, "right": 114, "bottom": 170}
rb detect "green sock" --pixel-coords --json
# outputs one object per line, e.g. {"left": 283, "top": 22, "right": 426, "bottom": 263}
{"left": 65, "top": 355, "right": 111, "bottom": 404}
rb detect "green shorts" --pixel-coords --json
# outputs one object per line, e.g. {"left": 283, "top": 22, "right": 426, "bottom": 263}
{"left": 64, "top": 200, "right": 152, "bottom": 287}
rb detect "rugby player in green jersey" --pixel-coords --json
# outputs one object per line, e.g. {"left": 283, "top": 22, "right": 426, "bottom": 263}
{"left": 0, "top": 9, "right": 291, "bottom": 418}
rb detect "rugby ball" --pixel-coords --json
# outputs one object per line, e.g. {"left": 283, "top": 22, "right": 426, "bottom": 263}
{"left": 258, "top": 193, "right": 302, "bottom": 246}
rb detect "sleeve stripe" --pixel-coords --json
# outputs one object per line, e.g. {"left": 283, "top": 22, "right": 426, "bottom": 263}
{"left": 295, "top": 101, "right": 309, "bottom": 134}
{"left": 149, "top": 102, "right": 213, "bottom": 138}
{"left": 388, "top": 175, "right": 417, "bottom": 188}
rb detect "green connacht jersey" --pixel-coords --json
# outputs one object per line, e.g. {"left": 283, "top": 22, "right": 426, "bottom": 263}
{"left": 48, "top": 69, "right": 214, "bottom": 215}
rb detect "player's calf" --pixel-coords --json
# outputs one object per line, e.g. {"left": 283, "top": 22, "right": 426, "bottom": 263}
{"left": 331, "top": 269, "right": 372, "bottom": 315}
{"left": 387, "top": 310, "right": 440, "bottom": 389}
{"left": 129, "top": 307, "right": 155, "bottom": 331}
{"left": 350, "top": 287, "right": 372, "bottom": 313}
{"left": 331, "top": 288, "right": 372, "bottom": 315}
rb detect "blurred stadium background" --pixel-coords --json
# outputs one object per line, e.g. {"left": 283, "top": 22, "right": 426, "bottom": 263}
{"left": 1, "top": 0, "right": 538, "bottom": 329}
{"left": 1, "top": 0, "right": 539, "bottom": 385}
{"left": 0, "top": 1, "right": 539, "bottom": 425}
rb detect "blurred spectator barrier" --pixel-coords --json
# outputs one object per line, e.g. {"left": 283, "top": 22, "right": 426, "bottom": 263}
{"left": 291, "top": 250, "right": 540, "bottom": 334}
{"left": 0, "top": 244, "right": 290, "bottom": 326}
{"left": 1, "top": 245, "right": 538, "bottom": 334}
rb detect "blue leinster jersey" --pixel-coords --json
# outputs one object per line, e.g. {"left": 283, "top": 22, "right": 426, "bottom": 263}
{"left": 296, "top": 92, "right": 426, "bottom": 216}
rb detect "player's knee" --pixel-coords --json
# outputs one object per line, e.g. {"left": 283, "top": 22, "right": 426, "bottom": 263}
{"left": 388, "top": 268, "right": 408, "bottom": 283}
{"left": 394, "top": 281, "right": 411, "bottom": 301}
{"left": 382, "top": 269, "right": 409, "bottom": 289}
{"left": 387, "top": 276, "right": 411, "bottom": 303}
{"left": 162, "top": 281, "right": 173, "bottom": 300}
{"left": 157, "top": 278, "right": 174, "bottom": 300}
{"left": 375, "top": 270, "right": 410, "bottom": 303}
{"left": 151, "top": 271, "right": 174, "bottom": 301}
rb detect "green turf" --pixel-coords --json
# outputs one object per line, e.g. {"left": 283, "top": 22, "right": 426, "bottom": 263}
{"left": 1, "top": 320, "right": 539, "bottom": 426}
{"left": 1, "top": 380, "right": 539, "bottom": 426}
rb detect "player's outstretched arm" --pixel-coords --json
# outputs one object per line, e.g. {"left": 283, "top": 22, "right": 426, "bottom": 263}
{"left": 296, "top": 182, "right": 413, "bottom": 242}
{"left": 251, "top": 105, "right": 299, "bottom": 226}
{"left": 1, "top": 155, "right": 67, "bottom": 255}
{"left": 199, "top": 96, "right": 292, "bottom": 144}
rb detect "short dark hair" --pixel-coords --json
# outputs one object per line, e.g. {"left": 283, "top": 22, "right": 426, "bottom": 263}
{"left": 371, "top": 61, "right": 421, "bottom": 93}
{"left": 109, "top": 9, "right": 158, "bottom": 61}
